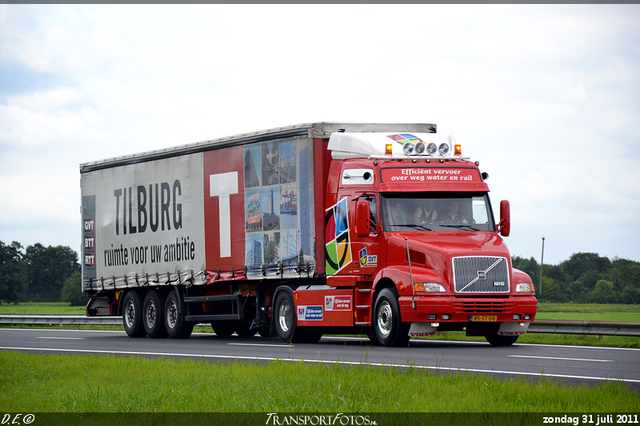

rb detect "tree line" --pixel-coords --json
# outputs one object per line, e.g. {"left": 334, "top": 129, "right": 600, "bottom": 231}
{"left": 1, "top": 239, "right": 639, "bottom": 305}
{"left": 0, "top": 240, "right": 84, "bottom": 306}
{"left": 513, "top": 252, "right": 640, "bottom": 304}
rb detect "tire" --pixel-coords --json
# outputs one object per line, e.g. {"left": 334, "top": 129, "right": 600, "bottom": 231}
{"left": 165, "top": 289, "right": 193, "bottom": 339}
{"left": 211, "top": 321, "right": 234, "bottom": 337}
{"left": 142, "top": 290, "right": 168, "bottom": 338}
{"left": 485, "top": 331, "right": 518, "bottom": 346}
{"left": 122, "top": 290, "right": 146, "bottom": 338}
{"left": 373, "top": 288, "right": 410, "bottom": 347}
{"left": 273, "top": 289, "right": 298, "bottom": 343}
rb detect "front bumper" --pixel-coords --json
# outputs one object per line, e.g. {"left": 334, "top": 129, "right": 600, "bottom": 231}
{"left": 398, "top": 294, "right": 538, "bottom": 323}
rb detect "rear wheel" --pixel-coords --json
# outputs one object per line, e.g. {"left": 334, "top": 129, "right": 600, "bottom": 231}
{"left": 165, "top": 289, "right": 193, "bottom": 339}
{"left": 143, "top": 290, "right": 168, "bottom": 338}
{"left": 273, "top": 289, "right": 298, "bottom": 343}
{"left": 373, "top": 288, "right": 410, "bottom": 347}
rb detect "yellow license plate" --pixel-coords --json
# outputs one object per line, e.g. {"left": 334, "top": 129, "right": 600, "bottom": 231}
{"left": 470, "top": 315, "right": 497, "bottom": 322}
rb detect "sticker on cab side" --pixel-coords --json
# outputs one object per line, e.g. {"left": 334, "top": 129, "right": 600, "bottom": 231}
{"left": 325, "top": 295, "right": 352, "bottom": 311}
{"left": 297, "top": 306, "right": 323, "bottom": 321}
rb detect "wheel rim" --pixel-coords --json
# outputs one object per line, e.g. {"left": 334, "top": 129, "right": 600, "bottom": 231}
{"left": 145, "top": 301, "right": 156, "bottom": 328}
{"left": 125, "top": 300, "right": 136, "bottom": 328}
{"left": 376, "top": 300, "right": 393, "bottom": 337}
{"left": 278, "top": 299, "right": 292, "bottom": 333}
{"left": 167, "top": 299, "right": 178, "bottom": 330}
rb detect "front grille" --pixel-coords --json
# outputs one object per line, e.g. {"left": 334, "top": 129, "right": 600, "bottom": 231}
{"left": 453, "top": 256, "right": 510, "bottom": 293}
{"left": 453, "top": 301, "right": 514, "bottom": 313}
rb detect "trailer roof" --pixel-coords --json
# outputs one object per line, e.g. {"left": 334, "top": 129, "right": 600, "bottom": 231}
{"left": 79, "top": 122, "right": 437, "bottom": 173}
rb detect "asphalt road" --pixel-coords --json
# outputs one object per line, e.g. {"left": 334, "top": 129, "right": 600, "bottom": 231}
{"left": 1, "top": 328, "right": 639, "bottom": 391}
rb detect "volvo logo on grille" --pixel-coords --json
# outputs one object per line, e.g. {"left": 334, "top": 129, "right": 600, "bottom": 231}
{"left": 493, "top": 281, "right": 506, "bottom": 287}
{"left": 477, "top": 271, "right": 486, "bottom": 280}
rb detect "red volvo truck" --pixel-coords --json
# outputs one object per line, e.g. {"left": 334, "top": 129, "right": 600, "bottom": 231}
{"left": 81, "top": 122, "right": 537, "bottom": 346}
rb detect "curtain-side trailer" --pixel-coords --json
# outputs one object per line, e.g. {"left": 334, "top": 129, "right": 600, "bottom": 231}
{"left": 81, "top": 122, "right": 537, "bottom": 346}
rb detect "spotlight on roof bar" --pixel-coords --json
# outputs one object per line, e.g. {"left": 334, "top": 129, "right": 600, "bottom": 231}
{"left": 426, "top": 142, "right": 437, "bottom": 155}
{"left": 438, "top": 143, "right": 450, "bottom": 156}
{"left": 403, "top": 142, "right": 414, "bottom": 156}
{"left": 415, "top": 142, "right": 426, "bottom": 155}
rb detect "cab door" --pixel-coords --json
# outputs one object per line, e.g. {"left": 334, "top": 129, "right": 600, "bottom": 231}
{"left": 351, "top": 193, "right": 382, "bottom": 276}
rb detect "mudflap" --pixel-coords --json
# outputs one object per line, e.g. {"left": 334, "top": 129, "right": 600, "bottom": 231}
{"left": 497, "top": 322, "right": 530, "bottom": 336}
{"left": 408, "top": 322, "right": 438, "bottom": 338}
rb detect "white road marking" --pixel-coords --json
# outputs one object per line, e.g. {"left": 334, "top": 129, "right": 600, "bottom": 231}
{"left": 227, "top": 342, "right": 293, "bottom": 348}
{"left": 507, "top": 354, "right": 613, "bottom": 363}
{"left": 36, "top": 337, "right": 85, "bottom": 340}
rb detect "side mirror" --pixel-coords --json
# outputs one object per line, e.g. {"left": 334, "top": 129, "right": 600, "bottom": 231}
{"left": 355, "top": 199, "right": 370, "bottom": 238}
{"left": 499, "top": 200, "right": 511, "bottom": 237}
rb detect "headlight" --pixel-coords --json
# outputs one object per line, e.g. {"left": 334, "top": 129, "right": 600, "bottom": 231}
{"left": 516, "top": 282, "right": 534, "bottom": 292}
{"left": 414, "top": 282, "right": 446, "bottom": 293}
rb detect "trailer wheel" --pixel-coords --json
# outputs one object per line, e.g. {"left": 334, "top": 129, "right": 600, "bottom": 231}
{"left": 123, "top": 290, "right": 146, "bottom": 338}
{"left": 143, "top": 290, "right": 168, "bottom": 338}
{"left": 273, "top": 289, "right": 298, "bottom": 343}
{"left": 165, "top": 290, "right": 193, "bottom": 339}
{"left": 373, "top": 288, "right": 410, "bottom": 347}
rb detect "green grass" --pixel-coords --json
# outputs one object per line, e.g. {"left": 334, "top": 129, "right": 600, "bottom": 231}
{"left": 0, "top": 301, "right": 86, "bottom": 315}
{"left": 535, "top": 303, "right": 640, "bottom": 322}
{"left": 0, "top": 350, "right": 637, "bottom": 413}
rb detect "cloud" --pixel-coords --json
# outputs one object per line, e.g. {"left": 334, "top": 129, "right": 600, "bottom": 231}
{"left": 0, "top": 4, "right": 638, "bottom": 265}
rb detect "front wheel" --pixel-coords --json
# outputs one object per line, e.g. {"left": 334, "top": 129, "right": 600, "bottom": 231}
{"left": 373, "top": 288, "right": 410, "bottom": 347}
{"left": 485, "top": 331, "right": 518, "bottom": 346}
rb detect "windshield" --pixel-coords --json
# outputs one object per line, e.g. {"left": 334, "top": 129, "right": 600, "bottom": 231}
{"left": 380, "top": 192, "right": 496, "bottom": 232}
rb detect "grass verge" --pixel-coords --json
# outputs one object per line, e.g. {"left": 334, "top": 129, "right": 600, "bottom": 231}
{"left": 0, "top": 350, "right": 638, "bottom": 413}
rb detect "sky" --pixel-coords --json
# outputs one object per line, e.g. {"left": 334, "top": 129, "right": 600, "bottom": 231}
{"left": 0, "top": 4, "right": 639, "bottom": 266}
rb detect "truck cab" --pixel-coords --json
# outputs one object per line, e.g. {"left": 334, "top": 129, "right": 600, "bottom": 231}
{"left": 319, "top": 131, "right": 537, "bottom": 346}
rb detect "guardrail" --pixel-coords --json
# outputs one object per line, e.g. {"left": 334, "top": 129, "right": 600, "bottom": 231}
{"left": 1, "top": 315, "right": 640, "bottom": 336}
{"left": 0, "top": 315, "right": 121, "bottom": 326}
{"left": 528, "top": 319, "right": 640, "bottom": 337}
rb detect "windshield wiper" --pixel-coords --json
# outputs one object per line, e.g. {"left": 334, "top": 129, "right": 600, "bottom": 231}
{"left": 387, "top": 224, "right": 432, "bottom": 231}
{"left": 439, "top": 224, "right": 479, "bottom": 231}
